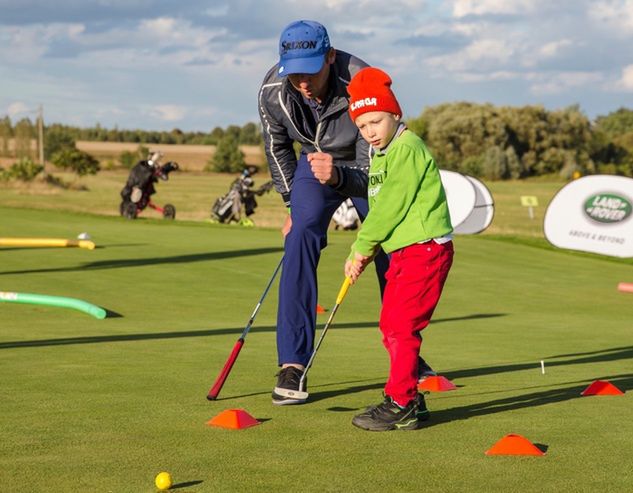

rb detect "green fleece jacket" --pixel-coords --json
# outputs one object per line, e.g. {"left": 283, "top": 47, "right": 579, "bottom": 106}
{"left": 350, "top": 128, "right": 452, "bottom": 257}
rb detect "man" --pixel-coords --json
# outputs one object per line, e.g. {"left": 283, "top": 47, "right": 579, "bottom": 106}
{"left": 258, "top": 20, "right": 432, "bottom": 405}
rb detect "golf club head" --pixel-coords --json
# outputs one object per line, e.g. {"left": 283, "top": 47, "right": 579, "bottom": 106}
{"left": 273, "top": 386, "right": 309, "bottom": 401}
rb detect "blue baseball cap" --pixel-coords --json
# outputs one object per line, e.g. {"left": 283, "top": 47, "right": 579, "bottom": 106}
{"left": 278, "top": 20, "right": 331, "bottom": 76}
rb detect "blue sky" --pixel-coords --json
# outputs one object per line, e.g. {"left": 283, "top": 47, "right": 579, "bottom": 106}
{"left": 2, "top": 0, "right": 633, "bottom": 131}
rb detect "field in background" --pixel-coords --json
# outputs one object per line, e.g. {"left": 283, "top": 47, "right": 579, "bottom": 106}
{"left": 0, "top": 166, "right": 564, "bottom": 237}
{"left": 75, "top": 141, "right": 265, "bottom": 171}
{"left": 2, "top": 140, "right": 566, "bottom": 238}
{"left": 0, "top": 170, "right": 288, "bottom": 227}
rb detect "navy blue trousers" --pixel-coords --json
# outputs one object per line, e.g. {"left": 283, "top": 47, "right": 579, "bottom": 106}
{"left": 277, "top": 154, "right": 389, "bottom": 365}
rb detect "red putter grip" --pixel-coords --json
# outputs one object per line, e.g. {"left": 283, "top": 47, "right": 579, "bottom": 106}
{"left": 207, "top": 338, "right": 244, "bottom": 400}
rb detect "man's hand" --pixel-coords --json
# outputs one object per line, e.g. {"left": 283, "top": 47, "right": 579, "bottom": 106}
{"left": 344, "top": 251, "right": 372, "bottom": 284}
{"left": 307, "top": 152, "right": 339, "bottom": 185}
{"left": 281, "top": 214, "right": 292, "bottom": 237}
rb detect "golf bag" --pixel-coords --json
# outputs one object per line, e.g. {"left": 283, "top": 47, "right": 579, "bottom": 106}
{"left": 119, "top": 157, "right": 179, "bottom": 220}
{"left": 332, "top": 198, "right": 360, "bottom": 230}
{"left": 211, "top": 167, "right": 273, "bottom": 225}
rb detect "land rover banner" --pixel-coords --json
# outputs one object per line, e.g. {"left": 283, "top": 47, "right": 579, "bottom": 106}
{"left": 544, "top": 175, "right": 633, "bottom": 258}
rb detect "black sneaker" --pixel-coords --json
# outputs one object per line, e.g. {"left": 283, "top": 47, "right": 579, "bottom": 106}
{"left": 418, "top": 356, "right": 437, "bottom": 383}
{"left": 352, "top": 394, "right": 430, "bottom": 431}
{"left": 272, "top": 366, "right": 308, "bottom": 406}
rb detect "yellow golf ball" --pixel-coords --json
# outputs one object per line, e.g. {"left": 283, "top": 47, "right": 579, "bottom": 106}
{"left": 155, "top": 471, "right": 173, "bottom": 491}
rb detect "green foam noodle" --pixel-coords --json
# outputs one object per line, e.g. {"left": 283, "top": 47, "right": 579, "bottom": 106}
{"left": 0, "top": 291, "right": 107, "bottom": 319}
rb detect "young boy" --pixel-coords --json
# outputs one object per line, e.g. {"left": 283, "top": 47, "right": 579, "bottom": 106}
{"left": 345, "top": 67, "right": 454, "bottom": 431}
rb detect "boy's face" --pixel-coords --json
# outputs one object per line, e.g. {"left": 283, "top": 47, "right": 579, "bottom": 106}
{"left": 354, "top": 111, "right": 400, "bottom": 150}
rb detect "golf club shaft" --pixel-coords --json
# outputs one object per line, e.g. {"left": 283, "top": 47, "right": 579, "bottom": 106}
{"left": 299, "top": 277, "right": 351, "bottom": 391}
{"left": 207, "top": 257, "right": 283, "bottom": 400}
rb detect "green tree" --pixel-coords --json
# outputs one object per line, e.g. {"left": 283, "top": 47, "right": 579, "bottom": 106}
{"left": 209, "top": 126, "right": 225, "bottom": 144}
{"left": 479, "top": 146, "right": 522, "bottom": 180}
{"left": 119, "top": 145, "right": 149, "bottom": 169}
{"left": 591, "top": 129, "right": 633, "bottom": 177}
{"left": 418, "top": 102, "right": 595, "bottom": 179}
{"left": 170, "top": 128, "right": 185, "bottom": 144}
{"left": 406, "top": 114, "right": 429, "bottom": 140}
{"left": 44, "top": 125, "right": 76, "bottom": 158}
{"left": 225, "top": 125, "right": 241, "bottom": 142}
{"left": 0, "top": 116, "right": 12, "bottom": 157}
{"left": 51, "top": 148, "right": 100, "bottom": 176}
{"left": 3, "top": 157, "right": 44, "bottom": 181}
{"left": 14, "top": 117, "right": 35, "bottom": 159}
{"left": 239, "top": 122, "right": 263, "bottom": 145}
{"left": 207, "top": 134, "right": 245, "bottom": 172}
{"left": 595, "top": 108, "right": 633, "bottom": 137}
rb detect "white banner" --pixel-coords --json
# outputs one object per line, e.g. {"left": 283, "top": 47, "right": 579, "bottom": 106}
{"left": 453, "top": 175, "right": 495, "bottom": 235}
{"left": 439, "top": 170, "right": 495, "bottom": 234}
{"left": 439, "top": 170, "right": 476, "bottom": 229}
{"left": 544, "top": 175, "right": 633, "bottom": 258}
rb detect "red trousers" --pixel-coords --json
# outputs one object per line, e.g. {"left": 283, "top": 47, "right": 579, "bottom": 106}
{"left": 380, "top": 241, "right": 454, "bottom": 406}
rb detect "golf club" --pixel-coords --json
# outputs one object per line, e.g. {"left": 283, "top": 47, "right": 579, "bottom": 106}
{"left": 206, "top": 256, "right": 283, "bottom": 400}
{"left": 273, "top": 276, "right": 352, "bottom": 401}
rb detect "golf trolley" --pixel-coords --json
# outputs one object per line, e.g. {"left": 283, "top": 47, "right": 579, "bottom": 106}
{"left": 210, "top": 166, "right": 273, "bottom": 226}
{"left": 119, "top": 152, "right": 179, "bottom": 220}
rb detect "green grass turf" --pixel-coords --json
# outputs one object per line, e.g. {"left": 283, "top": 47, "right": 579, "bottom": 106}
{"left": 1, "top": 206, "right": 632, "bottom": 492}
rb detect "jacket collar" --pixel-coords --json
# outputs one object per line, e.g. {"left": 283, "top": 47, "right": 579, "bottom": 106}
{"left": 373, "top": 123, "right": 407, "bottom": 156}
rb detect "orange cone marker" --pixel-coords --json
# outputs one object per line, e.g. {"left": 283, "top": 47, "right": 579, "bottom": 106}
{"left": 617, "top": 282, "right": 633, "bottom": 293}
{"left": 417, "top": 375, "right": 457, "bottom": 392}
{"left": 581, "top": 380, "right": 624, "bottom": 396}
{"left": 485, "top": 434, "right": 545, "bottom": 456}
{"left": 316, "top": 304, "right": 327, "bottom": 314}
{"left": 206, "top": 409, "right": 260, "bottom": 429}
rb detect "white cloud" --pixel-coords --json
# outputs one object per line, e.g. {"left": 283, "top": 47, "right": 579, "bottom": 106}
{"left": 451, "top": 21, "right": 482, "bottom": 36}
{"left": 617, "top": 64, "right": 633, "bottom": 91}
{"left": 427, "top": 37, "right": 515, "bottom": 72}
{"left": 452, "top": 0, "right": 538, "bottom": 17}
{"left": 539, "top": 39, "right": 573, "bottom": 58}
{"left": 588, "top": 0, "right": 633, "bottom": 35}
{"left": 1, "top": 1, "right": 631, "bottom": 128}
{"left": 467, "top": 39, "right": 513, "bottom": 61}
{"left": 204, "top": 5, "right": 230, "bottom": 18}
{"left": 7, "top": 101, "right": 31, "bottom": 117}
{"left": 0, "top": 23, "right": 85, "bottom": 63}
{"left": 522, "top": 38, "right": 574, "bottom": 68}
{"left": 146, "top": 104, "right": 186, "bottom": 122}
{"left": 140, "top": 17, "right": 177, "bottom": 37}
{"left": 325, "top": 0, "right": 425, "bottom": 10}
{"left": 457, "top": 70, "right": 522, "bottom": 82}
{"left": 528, "top": 71, "right": 604, "bottom": 95}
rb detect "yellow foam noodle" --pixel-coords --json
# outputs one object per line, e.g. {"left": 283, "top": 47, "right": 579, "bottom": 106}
{"left": 0, "top": 238, "right": 96, "bottom": 249}
{"left": 69, "top": 240, "right": 97, "bottom": 250}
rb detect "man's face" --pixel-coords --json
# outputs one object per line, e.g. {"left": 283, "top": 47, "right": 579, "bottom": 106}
{"left": 287, "top": 49, "right": 334, "bottom": 102}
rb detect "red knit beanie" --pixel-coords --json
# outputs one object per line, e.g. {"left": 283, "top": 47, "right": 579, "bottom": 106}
{"left": 347, "top": 67, "right": 402, "bottom": 122}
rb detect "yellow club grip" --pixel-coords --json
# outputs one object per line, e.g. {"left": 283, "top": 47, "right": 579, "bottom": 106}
{"left": 336, "top": 277, "right": 352, "bottom": 305}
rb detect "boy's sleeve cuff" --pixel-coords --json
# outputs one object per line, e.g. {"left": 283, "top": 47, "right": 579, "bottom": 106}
{"left": 281, "top": 192, "right": 291, "bottom": 207}
{"left": 331, "top": 166, "right": 346, "bottom": 191}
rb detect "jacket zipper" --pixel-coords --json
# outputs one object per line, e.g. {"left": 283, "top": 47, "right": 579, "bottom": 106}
{"left": 278, "top": 92, "right": 320, "bottom": 152}
{"left": 314, "top": 122, "right": 322, "bottom": 152}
